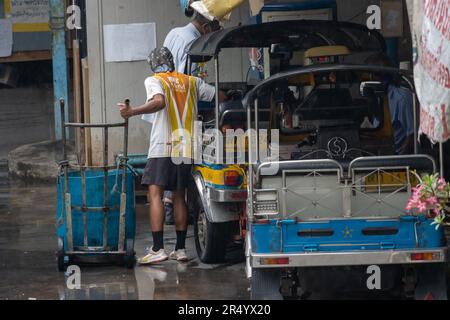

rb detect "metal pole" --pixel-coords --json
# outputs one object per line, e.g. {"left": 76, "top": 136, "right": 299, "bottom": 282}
{"left": 82, "top": 168, "right": 88, "bottom": 248}
{"left": 103, "top": 127, "right": 109, "bottom": 249}
{"left": 118, "top": 100, "right": 129, "bottom": 251}
{"left": 440, "top": 142, "right": 445, "bottom": 177}
{"left": 186, "top": 56, "right": 192, "bottom": 76}
{"left": 50, "top": 0, "right": 69, "bottom": 140}
{"left": 214, "top": 57, "right": 220, "bottom": 164}
{"left": 413, "top": 94, "right": 419, "bottom": 155}
{"left": 60, "top": 98, "right": 73, "bottom": 251}
{"left": 60, "top": 99, "right": 67, "bottom": 160}
{"left": 255, "top": 100, "right": 259, "bottom": 162}
{"left": 247, "top": 101, "right": 253, "bottom": 221}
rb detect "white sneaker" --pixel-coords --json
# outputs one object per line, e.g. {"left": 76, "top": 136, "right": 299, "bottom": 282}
{"left": 138, "top": 248, "right": 168, "bottom": 265}
{"left": 169, "top": 249, "right": 188, "bottom": 262}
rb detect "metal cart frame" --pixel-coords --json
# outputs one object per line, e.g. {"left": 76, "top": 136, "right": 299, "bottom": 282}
{"left": 57, "top": 99, "right": 134, "bottom": 270}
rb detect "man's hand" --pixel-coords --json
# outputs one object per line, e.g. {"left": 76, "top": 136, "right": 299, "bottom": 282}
{"left": 117, "top": 103, "right": 134, "bottom": 119}
{"left": 116, "top": 94, "right": 165, "bottom": 119}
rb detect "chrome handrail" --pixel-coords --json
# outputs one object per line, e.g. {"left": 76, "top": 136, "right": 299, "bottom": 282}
{"left": 256, "top": 159, "right": 344, "bottom": 180}
{"left": 348, "top": 155, "right": 437, "bottom": 179}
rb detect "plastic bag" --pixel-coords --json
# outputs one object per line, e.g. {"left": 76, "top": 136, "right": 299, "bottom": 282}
{"left": 406, "top": 0, "right": 450, "bottom": 143}
{"left": 202, "top": 0, "right": 245, "bottom": 20}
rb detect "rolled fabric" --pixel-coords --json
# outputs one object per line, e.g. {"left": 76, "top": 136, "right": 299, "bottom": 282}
{"left": 204, "top": 0, "right": 245, "bottom": 19}
{"left": 191, "top": 0, "right": 245, "bottom": 21}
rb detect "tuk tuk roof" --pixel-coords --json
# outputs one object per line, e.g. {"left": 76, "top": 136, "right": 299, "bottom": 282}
{"left": 187, "top": 20, "right": 386, "bottom": 63}
{"left": 242, "top": 64, "right": 413, "bottom": 107}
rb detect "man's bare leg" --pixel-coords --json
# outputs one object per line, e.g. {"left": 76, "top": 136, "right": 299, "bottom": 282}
{"left": 148, "top": 185, "right": 165, "bottom": 251}
{"left": 172, "top": 189, "right": 188, "bottom": 251}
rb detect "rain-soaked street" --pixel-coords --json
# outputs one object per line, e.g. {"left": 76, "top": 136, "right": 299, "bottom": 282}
{"left": 0, "top": 174, "right": 249, "bottom": 300}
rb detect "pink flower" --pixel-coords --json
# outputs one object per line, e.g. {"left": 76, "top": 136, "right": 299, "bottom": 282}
{"left": 406, "top": 175, "right": 450, "bottom": 223}
{"left": 417, "top": 202, "right": 427, "bottom": 213}
{"left": 426, "top": 196, "right": 438, "bottom": 206}
{"left": 406, "top": 203, "right": 413, "bottom": 212}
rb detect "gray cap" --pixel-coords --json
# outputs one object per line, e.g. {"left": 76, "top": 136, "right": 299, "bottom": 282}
{"left": 147, "top": 47, "right": 175, "bottom": 73}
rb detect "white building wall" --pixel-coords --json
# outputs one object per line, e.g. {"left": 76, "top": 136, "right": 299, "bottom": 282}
{"left": 85, "top": 0, "right": 384, "bottom": 164}
{"left": 85, "top": 0, "right": 251, "bottom": 164}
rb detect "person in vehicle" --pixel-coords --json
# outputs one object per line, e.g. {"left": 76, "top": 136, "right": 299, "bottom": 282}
{"left": 365, "top": 54, "right": 415, "bottom": 155}
{"left": 387, "top": 74, "right": 415, "bottom": 154}
{"left": 165, "top": 1, "right": 221, "bottom": 74}
{"left": 162, "top": 2, "right": 221, "bottom": 225}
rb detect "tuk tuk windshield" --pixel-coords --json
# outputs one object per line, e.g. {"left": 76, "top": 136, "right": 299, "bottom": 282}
{"left": 247, "top": 68, "right": 415, "bottom": 161}
{"left": 266, "top": 70, "right": 396, "bottom": 134}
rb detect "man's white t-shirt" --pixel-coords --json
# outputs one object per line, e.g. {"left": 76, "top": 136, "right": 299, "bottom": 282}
{"left": 163, "top": 23, "right": 201, "bottom": 74}
{"left": 142, "top": 76, "right": 215, "bottom": 159}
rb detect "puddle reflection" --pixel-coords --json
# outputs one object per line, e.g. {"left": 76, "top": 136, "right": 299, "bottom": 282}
{"left": 57, "top": 264, "right": 185, "bottom": 300}
{"left": 0, "top": 179, "right": 249, "bottom": 301}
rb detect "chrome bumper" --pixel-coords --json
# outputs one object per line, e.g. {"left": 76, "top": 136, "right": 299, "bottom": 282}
{"left": 251, "top": 248, "right": 448, "bottom": 268}
{"left": 207, "top": 187, "right": 247, "bottom": 202}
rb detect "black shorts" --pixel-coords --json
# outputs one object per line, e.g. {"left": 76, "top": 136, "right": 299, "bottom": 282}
{"left": 141, "top": 158, "right": 192, "bottom": 191}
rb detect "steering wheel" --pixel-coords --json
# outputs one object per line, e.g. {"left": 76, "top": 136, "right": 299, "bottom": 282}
{"left": 326, "top": 136, "right": 375, "bottom": 160}
{"left": 226, "top": 89, "right": 244, "bottom": 101}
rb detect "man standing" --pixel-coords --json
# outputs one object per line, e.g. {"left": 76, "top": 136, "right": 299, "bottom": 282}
{"left": 163, "top": 2, "right": 221, "bottom": 224}
{"left": 118, "top": 47, "right": 218, "bottom": 264}
{"left": 387, "top": 75, "right": 415, "bottom": 155}
{"left": 365, "top": 54, "right": 415, "bottom": 155}
{"left": 164, "top": 2, "right": 221, "bottom": 74}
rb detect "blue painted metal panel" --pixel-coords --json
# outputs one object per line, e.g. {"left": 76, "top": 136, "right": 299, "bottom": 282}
{"left": 50, "top": 0, "right": 69, "bottom": 140}
{"left": 252, "top": 217, "right": 445, "bottom": 254}
{"left": 56, "top": 169, "right": 136, "bottom": 251}
{"left": 259, "top": 1, "right": 337, "bottom": 13}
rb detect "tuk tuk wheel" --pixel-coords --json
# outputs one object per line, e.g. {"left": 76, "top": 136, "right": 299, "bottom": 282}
{"left": 445, "top": 226, "right": 450, "bottom": 297}
{"left": 57, "top": 237, "right": 65, "bottom": 272}
{"left": 193, "top": 197, "right": 232, "bottom": 264}
{"left": 413, "top": 264, "right": 448, "bottom": 300}
{"left": 251, "top": 268, "right": 283, "bottom": 300}
{"left": 124, "top": 239, "right": 135, "bottom": 269}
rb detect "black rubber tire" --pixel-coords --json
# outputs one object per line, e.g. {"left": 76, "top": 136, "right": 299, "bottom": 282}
{"left": 445, "top": 226, "right": 450, "bottom": 297}
{"left": 57, "top": 237, "right": 65, "bottom": 272}
{"left": 251, "top": 268, "right": 283, "bottom": 300}
{"left": 124, "top": 239, "right": 135, "bottom": 269}
{"left": 445, "top": 226, "right": 450, "bottom": 259}
{"left": 192, "top": 196, "right": 232, "bottom": 264}
{"left": 414, "top": 264, "right": 448, "bottom": 300}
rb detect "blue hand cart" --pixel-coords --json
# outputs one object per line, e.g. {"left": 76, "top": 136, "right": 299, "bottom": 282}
{"left": 56, "top": 99, "right": 136, "bottom": 271}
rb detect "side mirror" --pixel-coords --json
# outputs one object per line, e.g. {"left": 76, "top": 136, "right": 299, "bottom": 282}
{"left": 360, "top": 81, "right": 385, "bottom": 97}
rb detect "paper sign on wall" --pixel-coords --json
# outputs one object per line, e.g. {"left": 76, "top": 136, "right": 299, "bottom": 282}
{"left": 0, "top": 19, "right": 13, "bottom": 57}
{"left": 103, "top": 23, "right": 157, "bottom": 63}
{"left": 4, "top": 0, "right": 50, "bottom": 32}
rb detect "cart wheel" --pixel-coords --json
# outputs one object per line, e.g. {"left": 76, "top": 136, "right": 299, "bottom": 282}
{"left": 251, "top": 268, "right": 283, "bottom": 300}
{"left": 57, "top": 237, "right": 66, "bottom": 272}
{"left": 124, "top": 239, "right": 135, "bottom": 269}
{"left": 193, "top": 197, "right": 232, "bottom": 264}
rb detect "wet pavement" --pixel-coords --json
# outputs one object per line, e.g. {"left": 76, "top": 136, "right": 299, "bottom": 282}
{"left": 0, "top": 176, "right": 249, "bottom": 300}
